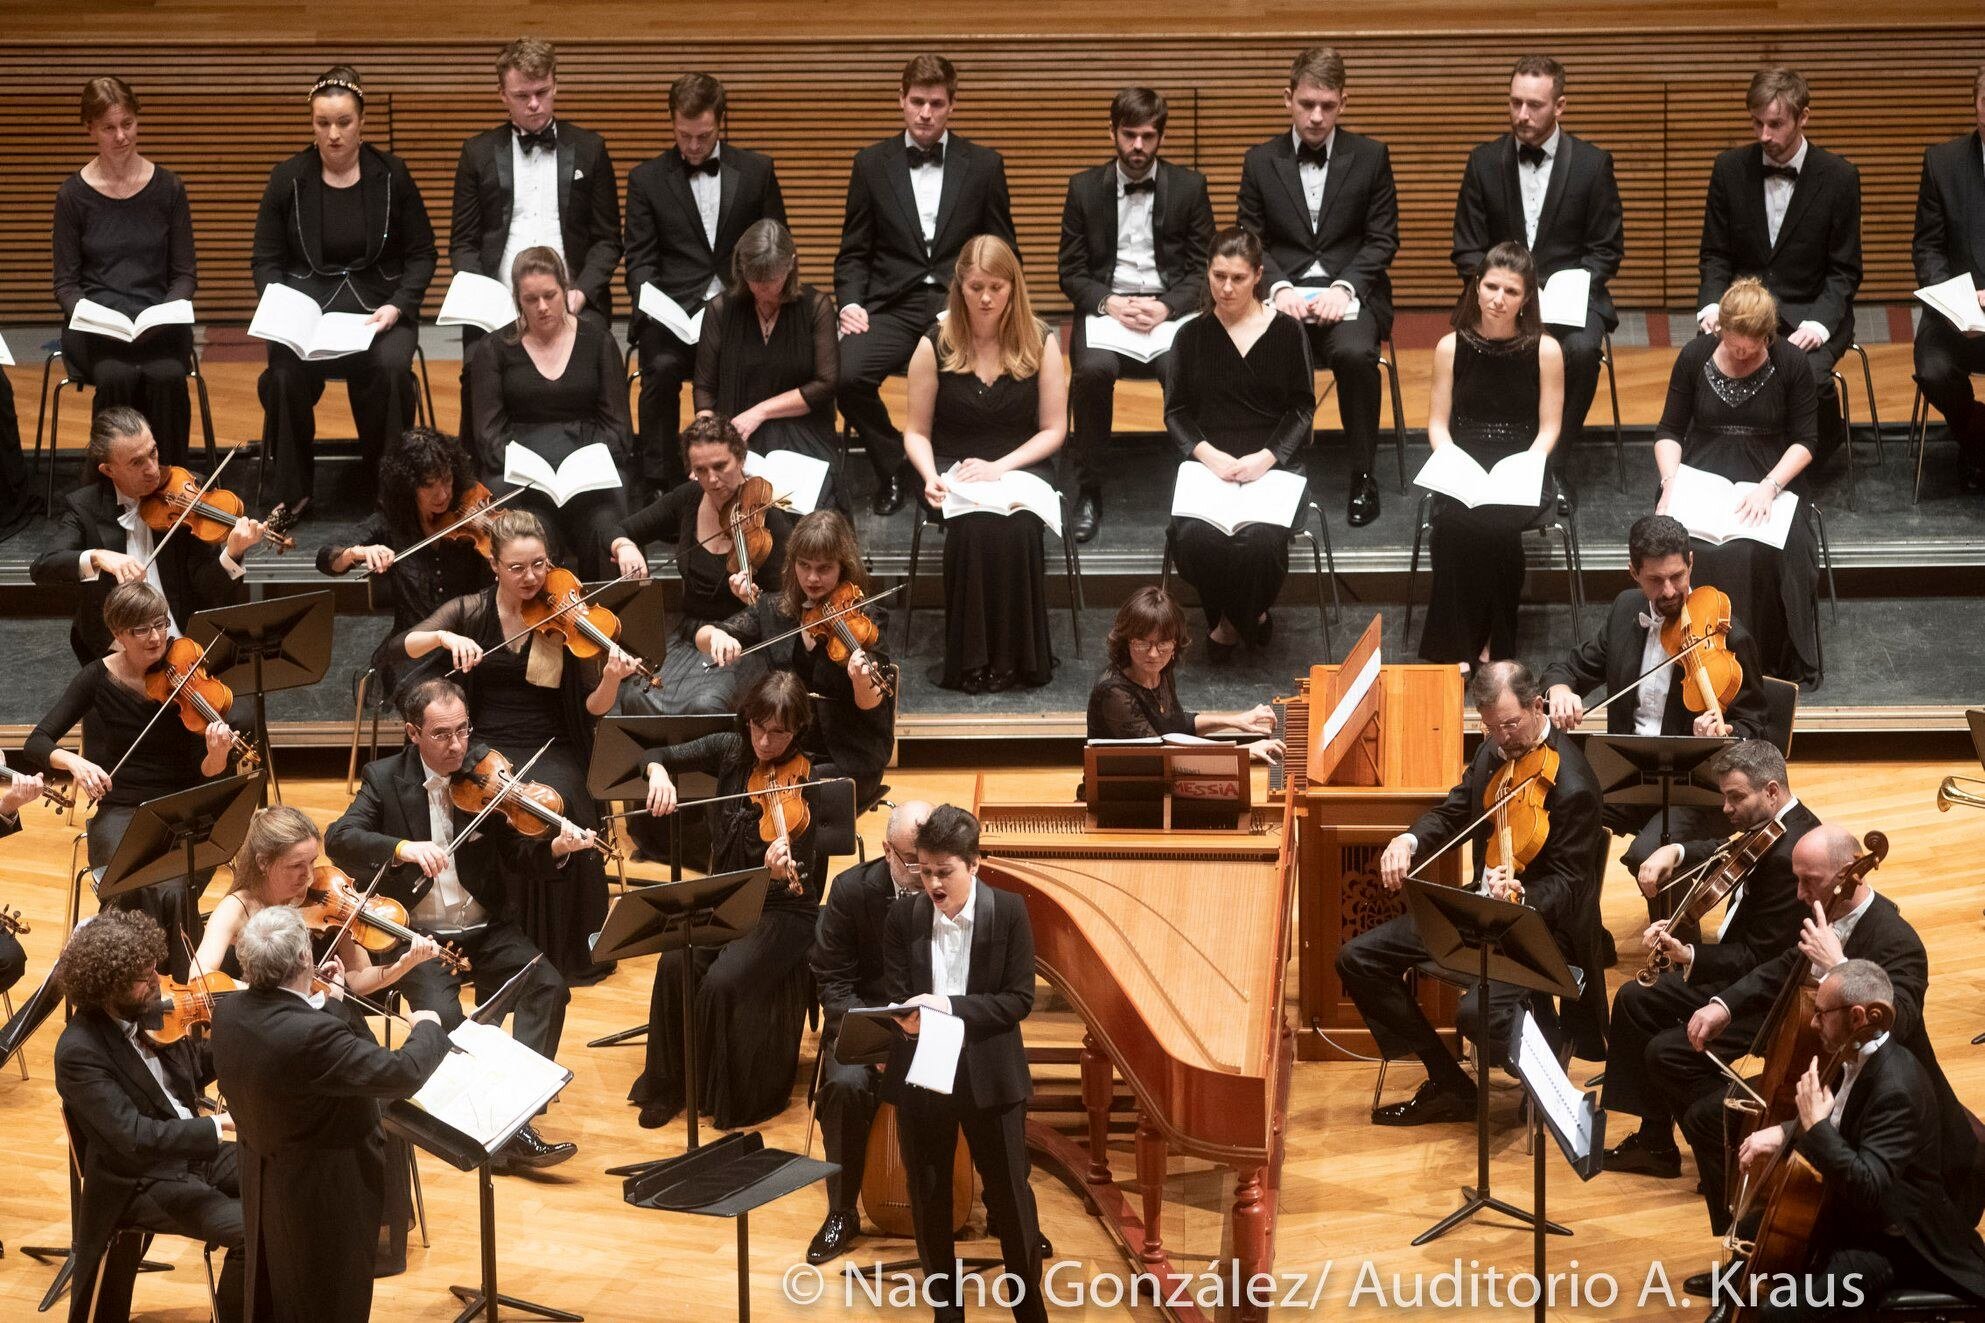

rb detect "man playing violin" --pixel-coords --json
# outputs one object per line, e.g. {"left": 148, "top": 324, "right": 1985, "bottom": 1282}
{"left": 1541, "top": 513, "right": 1772, "bottom": 880}
{"left": 1337, "top": 660, "right": 1605, "bottom": 1126}
{"left": 29, "top": 408, "right": 261, "bottom": 665}
{"left": 327, "top": 677, "right": 580, "bottom": 1172}
{"left": 1600, "top": 740, "right": 1819, "bottom": 1180}
{"left": 52, "top": 908, "right": 245, "bottom": 1323}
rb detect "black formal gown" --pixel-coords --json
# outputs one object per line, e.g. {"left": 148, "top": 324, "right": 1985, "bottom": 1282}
{"left": 1418, "top": 331, "right": 1554, "bottom": 664}
{"left": 629, "top": 731, "right": 821, "bottom": 1130}
{"left": 928, "top": 327, "right": 1055, "bottom": 689}
{"left": 1086, "top": 665, "right": 1196, "bottom": 740}
{"left": 1657, "top": 335, "right": 1821, "bottom": 688}
{"left": 696, "top": 286, "right": 840, "bottom": 482}
{"left": 315, "top": 511, "right": 493, "bottom": 693}
{"left": 1164, "top": 310, "right": 1316, "bottom": 635}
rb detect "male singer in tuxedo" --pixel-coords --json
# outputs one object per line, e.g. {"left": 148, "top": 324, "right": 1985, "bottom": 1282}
{"left": 836, "top": 54, "right": 1017, "bottom": 517}
{"left": 1452, "top": 55, "right": 1623, "bottom": 508}
{"left": 53, "top": 909, "right": 245, "bottom": 1323}
{"left": 325, "top": 678, "right": 579, "bottom": 1172}
{"left": 806, "top": 799, "right": 932, "bottom": 1264}
{"left": 1056, "top": 87, "right": 1214, "bottom": 543}
{"left": 1910, "top": 68, "right": 1985, "bottom": 490}
{"left": 1697, "top": 67, "right": 1862, "bottom": 471}
{"left": 624, "top": 73, "right": 786, "bottom": 491}
{"left": 1597, "top": 739, "right": 1816, "bottom": 1181}
{"left": 1237, "top": 45, "right": 1399, "bottom": 527}
{"left": 882, "top": 805, "right": 1046, "bottom": 1323}
{"left": 29, "top": 408, "right": 256, "bottom": 664}
{"left": 450, "top": 38, "right": 622, "bottom": 453}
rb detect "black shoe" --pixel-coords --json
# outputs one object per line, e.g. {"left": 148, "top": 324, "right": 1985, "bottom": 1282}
{"left": 1072, "top": 490, "right": 1101, "bottom": 544}
{"left": 1347, "top": 472, "right": 1380, "bottom": 527}
{"left": 806, "top": 1210, "right": 859, "bottom": 1264}
{"left": 871, "top": 472, "right": 908, "bottom": 516}
{"left": 1247, "top": 613, "right": 1274, "bottom": 648}
{"left": 1555, "top": 491, "right": 1574, "bottom": 517}
{"left": 637, "top": 1101, "right": 681, "bottom": 1130}
{"left": 1684, "top": 1271, "right": 1714, "bottom": 1297}
{"left": 1703, "top": 1304, "right": 1733, "bottom": 1323}
{"left": 1603, "top": 1130, "right": 1682, "bottom": 1178}
{"left": 984, "top": 669, "right": 1015, "bottom": 693}
{"left": 495, "top": 1123, "right": 577, "bottom": 1171}
{"left": 1371, "top": 1079, "right": 1474, "bottom": 1127}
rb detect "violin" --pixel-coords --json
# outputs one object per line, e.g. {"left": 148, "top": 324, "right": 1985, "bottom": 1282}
{"left": 520, "top": 566, "right": 663, "bottom": 688}
{"left": 139, "top": 465, "right": 296, "bottom": 555}
{"left": 449, "top": 747, "right": 617, "bottom": 862}
{"left": 747, "top": 750, "right": 811, "bottom": 894}
{"left": 0, "top": 901, "right": 29, "bottom": 936}
{"left": 1, "top": 762, "right": 73, "bottom": 812}
{"left": 1637, "top": 816, "right": 1788, "bottom": 986}
{"left": 301, "top": 865, "right": 473, "bottom": 974}
{"left": 1659, "top": 585, "right": 1741, "bottom": 732}
{"left": 721, "top": 476, "right": 781, "bottom": 604}
{"left": 149, "top": 970, "right": 242, "bottom": 1046}
{"left": 1482, "top": 737, "right": 1559, "bottom": 882}
{"left": 801, "top": 583, "right": 897, "bottom": 699}
{"left": 144, "top": 637, "right": 261, "bottom": 773}
{"left": 424, "top": 481, "right": 503, "bottom": 560}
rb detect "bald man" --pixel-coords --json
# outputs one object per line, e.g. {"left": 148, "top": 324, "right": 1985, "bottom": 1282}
{"left": 806, "top": 800, "right": 934, "bottom": 1263}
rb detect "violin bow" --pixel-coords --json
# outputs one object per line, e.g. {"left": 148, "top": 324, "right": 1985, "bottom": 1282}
{"left": 702, "top": 585, "right": 905, "bottom": 670}
{"left": 598, "top": 774, "right": 855, "bottom": 822}
{"left": 369, "top": 486, "right": 525, "bottom": 572}
{"left": 104, "top": 635, "right": 226, "bottom": 790}
{"left": 1400, "top": 770, "right": 1542, "bottom": 891}
{"left": 448, "top": 739, "right": 558, "bottom": 846}
{"left": 1702, "top": 1046, "right": 1771, "bottom": 1111}
{"left": 449, "top": 572, "right": 641, "bottom": 678}
{"left": 1580, "top": 632, "right": 1718, "bottom": 721}
{"left": 138, "top": 448, "right": 239, "bottom": 574}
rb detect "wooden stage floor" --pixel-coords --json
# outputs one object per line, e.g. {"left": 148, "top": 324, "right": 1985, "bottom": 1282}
{"left": 1, "top": 754, "right": 1981, "bottom": 1321}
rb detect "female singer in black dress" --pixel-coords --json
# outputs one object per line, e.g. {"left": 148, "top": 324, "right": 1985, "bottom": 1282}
{"left": 315, "top": 427, "right": 493, "bottom": 693}
{"left": 468, "top": 245, "right": 632, "bottom": 580}
{"left": 903, "top": 234, "right": 1068, "bottom": 693}
{"left": 1088, "top": 586, "right": 1283, "bottom": 762}
{"left": 251, "top": 65, "right": 435, "bottom": 513}
{"left": 1654, "top": 277, "right": 1820, "bottom": 687}
{"left": 698, "top": 509, "right": 894, "bottom": 806}
{"left": 610, "top": 415, "right": 794, "bottom": 715}
{"left": 1417, "top": 241, "right": 1563, "bottom": 668}
{"left": 53, "top": 77, "right": 197, "bottom": 467}
{"left": 1164, "top": 226, "right": 1317, "bottom": 660}
{"left": 402, "top": 509, "right": 627, "bottom": 982}
{"left": 631, "top": 671, "right": 823, "bottom": 1130}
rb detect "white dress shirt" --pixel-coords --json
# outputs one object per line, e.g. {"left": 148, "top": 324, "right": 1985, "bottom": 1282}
{"left": 121, "top": 1018, "right": 197, "bottom": 1121}
{"left": 1109, "top": 163, "right": 1163, "bottom": 298}
{"left": 1518, "top": 127, "right": 1562, "bottom": 250}
{"left": 498, "top": 126, "right": 567, "bottom": 293}
{"left": 82, "top": 496, "right": 245, "bottom": 625}
{"left": 414, "top": 764, "right": 487, "bottom": 928}
{"left": 1828, "top": 1029, "right": 1889, "bottom": 1128}
{"left": 1632, "top": 608, "right": 1674, "bottom": 736}
{"left": 928, "top": 878, "right": 977, "bottom": 1007}
{"left": 1813, "top": 887, "right": 1875, "bottom": 980}
{"left": 1699, "top": 137, "right": 1826, "bottom": 343}
{"left": 692, "top": 146, "right": 725, "bottom": 299}
{"left": 1270, "top": 129, "right": 1355, "bottom": 298}
{"left": 907, "top": 131, "right": 949, "bottom": 282}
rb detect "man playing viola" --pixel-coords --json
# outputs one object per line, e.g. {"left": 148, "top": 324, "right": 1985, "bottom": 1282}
{"left": 1337, "top": 660, "right": 1605, "bottom": 1126}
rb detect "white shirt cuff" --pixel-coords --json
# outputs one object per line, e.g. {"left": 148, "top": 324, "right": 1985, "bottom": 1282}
{"left": 1401, "top": 833, "right": 1418, "bottom": 853}
{"left": 1268, "top": 280, "right": 1294, "bottom": 297}
{"left": 1794, "top": 320, "right": 1828, "bottom": 343}
{"left": 1697, "top": 304, "right": 1719, "bottom": 326}
{"left": 1329, "top": 280, "right": 1356, "bottom": 296}
{"left": 80, "top": 550, "right": 97, "bottom": 578}
{"left": 212, "top": 1116, "right": 228, "bottom": 1141}
{"left": 218, "top": 551, "right": 246, "bottom": 579}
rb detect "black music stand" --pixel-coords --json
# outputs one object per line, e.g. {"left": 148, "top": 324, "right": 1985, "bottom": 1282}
{"left": 96, "top": 774, "right": 264, "bottom": 912}
{"left": 1402, "top": 879, "right": 1582, "bottom": 1246}
{"left": 621, "top": 1131, "right": 837, "bottom": 1323}
{"left": 186, "top": 590, "right": 335, "bottom": 802}
{"left": 1584, "top": 732, "right": 1731, "bottom": 855}
{"left": 580, "top": 577, "right": 669, "bottom": 671}
{"left": 591, "top": 867, "right": 772, "bottom": 1152}
{"left": 1508, "top": 1007, "right": 1606, "bottom": 1323}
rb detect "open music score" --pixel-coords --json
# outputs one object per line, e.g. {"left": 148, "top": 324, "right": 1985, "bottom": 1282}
{"left": 1081, "top": 741, "right": 1252, "bottom": 832}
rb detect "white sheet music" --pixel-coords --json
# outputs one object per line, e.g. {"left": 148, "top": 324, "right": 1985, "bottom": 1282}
{"left": 407, "top": 1020, "right": 571, "bottom": 1156}
{"left": 502, "top": 441, "right": 622, "bottom": 507}
{"left": 69, "top": 297, "right": 196, "bottom": 343}
{"left": 1539, "top": 268, "right": 1592, "bottom": 329}
{"left": 638, "top": 284, "right": 706, "bottom": 344}
{"left": 247, "top": 284, "right": 374, "bottom": 361}
{"left": 435, "top": 272, "right": 516, "bottom": 333}
{"left": 1915, "top": 272, "right": 1985, "bottom": 335}
{"left": 1511, "top": 1009, "right": 1597, "bottom": 1162}
{"left": 1169, "top": 461, "right": 1307, "bottom": 536}
{"left": 1319, "top": 640, "right": 1383, "bottom": 753}
{"left": 1412, "top": 445, "right": 1545, "bottom": 509}
{"left": 905, "top": 1004, "right": 964, "bottom": 1094}
{"left": 940, "top": 467, "right": 1062, "bottom": 536}
{"left": 1664, "top": 464, "right": 1798, "bottom": 550}
{"left": 1082, "top": 312, "right": 1195, "bottom": 364}
{"left": 743, "top": 448, "right": 829, "bottom": 516}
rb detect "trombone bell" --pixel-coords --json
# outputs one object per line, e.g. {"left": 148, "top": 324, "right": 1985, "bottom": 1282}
{"left": 1937, "top": 776, "right": 1985, "bottom": 813}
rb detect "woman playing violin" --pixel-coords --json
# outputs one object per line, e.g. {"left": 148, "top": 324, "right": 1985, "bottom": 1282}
{"left": 403, "top": 509, "right": 624, "bottom": 982}
{"left": 609, "top": 414, "right": 794, "bottom": 716}
{"left": 698, "top": 510, "right": 895, "bottom": 806}
{"left": 628, "top": 671, "right": 822, "bottom": 1131}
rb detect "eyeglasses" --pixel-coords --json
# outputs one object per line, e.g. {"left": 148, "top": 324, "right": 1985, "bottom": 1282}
{"left": 124, "top": 620, "right": 172, "bottom": 640}
{"left": 1128, "top": 637, "right": 1177, "bottom": 653}
{"left": 420, "top": 723, "right": 474, "bottom": 744}
{"left": 499, "top": 557, "right": 550, "bottom": 576}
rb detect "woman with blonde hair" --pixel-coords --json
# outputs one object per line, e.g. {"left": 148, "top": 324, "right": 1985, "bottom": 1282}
{"left": 903, "top": 235, "right": 1067, "bottom": 691}
{"left": 1654, "top": 276, "right": 1820, "bottom": 686}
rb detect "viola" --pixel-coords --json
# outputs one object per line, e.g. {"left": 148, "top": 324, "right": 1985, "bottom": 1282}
{"left": 301, "top": 864, "right": 473, "bottom": 974}
{"left": 144, "top": 637, "right": 261, "bottom": 773}
{"left": 520, "top": 566, "right": 662, "bottom": 687}
{"left": 449, "top": 747, "right": 617, "bottom": 862}
{"left": 0, "top": 762, "right": 73, "bottom": 812}
{"left": 1637, "top": 816, "right": 1788, "bottom": 986}
{"left": 0, "top": 900, "right": 29, "bottom": 936}
{"left": 425, "top": 481, "right": 502, "bottom": 560}
{"left": 801, "top": 583, "right": 896, "bottom": 699}
{"left": 721, "top": 475, "right": 780, "bottom": 604}
{"left": 149, "top": 970, "right": 242, "bottom": 1046}
{"left": 1482, "top": 737, "right": 1559, "bottom": 881}
{"left": 747, "top": 750, "right": 811, "bottom": 893}
{"left": 139, "top": 465, "right": 296, "bottom": 555}
{"left": 1659, "top": 585, "right": 1741, "bottom": 731}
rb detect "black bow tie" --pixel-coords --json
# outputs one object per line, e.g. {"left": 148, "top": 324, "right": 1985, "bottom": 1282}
{"left": 1121, "top": 177, "right": 1155, "bottom": 196}
{"left": 514, "top": 126, "right": 555, "bottom": 154}
{"left": 906, "top": 142, "right": 944, "bottom": 169}
{"left": 1518, "top": 143, "right": 1548, "bottom": 168}
{"left": 1295, "top": 142, "right": 1329, "bottom": 169}
{"left": 683, "top": 155, "right": 721, "bottom": 177}
{"left": 1762, "top": 163, "right": 1799, "bottom": 183}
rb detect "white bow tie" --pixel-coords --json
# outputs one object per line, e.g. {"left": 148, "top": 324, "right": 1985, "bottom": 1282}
{"left": 1637, "top": 611, "right": 1660, "bottom": 630}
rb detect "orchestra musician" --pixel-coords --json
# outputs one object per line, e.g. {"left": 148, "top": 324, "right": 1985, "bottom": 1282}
{"left": 1087, "top": 586, "right": 1283, "bottom": 763}
{"left": 209, "top": 905, "right": 449, "bottom": 1323}
{"left": 53, "top": 76, "right": 198, "bottom": 468}
{"left": 1598, "top": 740, "right": 1819, "bottom": 1180}
{"left": 327, "top": 677, "right": 580, "bottom": 1172}
{"left": 698, "top": 509, "right": 896, "bottom": 808}
{"left": 1337, "top": 660, "right": 1605, "bottom": 1125}
{"left": 1541, "top": 513, "right": 1771, "bottom": 876}
{"left": 806, "top": 798, "right": 934, "bottom": 1265}
{"left": 0, "top": 761, "right": 35, "bottom": 995}
{"left": 632, "top": 671, "right": 825, "bottom": 1130}
{"left": 403, "top": 508, "right": 623, "bottom": 981}
{"left": 52, "top": 909, "right": 244, "bottom": 1323}
{"left": 881, "top": 804, "right": 1048, "bottom": 1323}
{"left": 250, "top": 65, "right": 436, "bottom": 515}
{"left": 29, "top": 408, "right": 256, "bottom": 665}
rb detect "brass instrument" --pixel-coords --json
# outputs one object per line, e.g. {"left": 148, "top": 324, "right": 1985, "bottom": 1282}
{"left": 1937, "top": 776, "right": 1985, "bottom": 812}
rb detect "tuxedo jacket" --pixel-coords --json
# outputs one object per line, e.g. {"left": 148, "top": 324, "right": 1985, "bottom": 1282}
{"left": 1539, "top": 588, "right": 1771, "bottom": 740}
{"left": 250, "top": 143, "right": 436, "bottom": 321}
{"left": 451, "top": 120, "right": 622, "bottom": 315}
{"left": 29, "top": 481, "right": 247, "bottom": 660}
{"left": 833, "top": 134, "right": 1016, "bottom": 313}
{"left": 881, "top": 880, "right": 1034, "bottom": 1109}
{"left": 325, "top": 743, "right": 557, "bottom": 922}
{"left": 1056, "top": 158, "right": 1214, "bottom": 319}
{"left": 1678, "top": 800, "right": 1821, "bottom": 990}
{"left": 1912, "top": 130, "right": 1985, "bottom": 289}
{"left": 624, "top": 143, "right": 786, "bottom": 322}
{"left": 1451, "top": 130, "right": 1624, "bottom": 330}
{"left": 1696, "top": 141, "right": 1862, "bottom": 346}
{"left": 1235, "top": 128, "right": 1399, "bottom": 329}
{"left": 812, "top": 856, "right": 909, "bottom": 1042}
